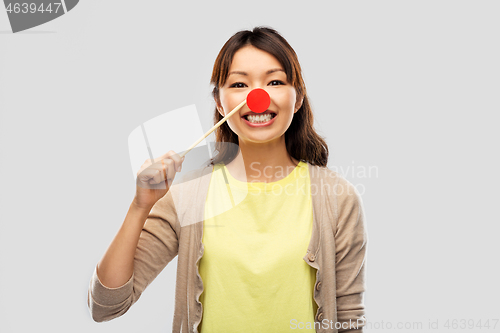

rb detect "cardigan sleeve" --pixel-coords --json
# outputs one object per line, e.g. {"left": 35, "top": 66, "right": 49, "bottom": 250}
{"left": 334, "top": 176, "right": 368, "bottom": 332}
{"left": 87, "top": 189, "right": 180, "bottom": 322}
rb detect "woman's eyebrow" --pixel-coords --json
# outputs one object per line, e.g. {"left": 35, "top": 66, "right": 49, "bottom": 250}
{"left": 228, "top": 68, "right": 285, "bottom": 76}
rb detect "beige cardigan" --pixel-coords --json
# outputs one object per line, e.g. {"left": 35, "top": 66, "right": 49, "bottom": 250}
{"left": 87, "top": 162, "right": 368, "bottom": 332}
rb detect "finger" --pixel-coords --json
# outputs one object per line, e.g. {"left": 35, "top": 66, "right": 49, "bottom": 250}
{"left": 169, "top": 152, "right": 184, "bottom": 172}
{"left": 147, "top": 161, "right": 170, "bottom": 185}
{"left": 147, "top": 169, "right": 159, "bottom": 184}
{"left": 140, "top": 161, "right": 167, "bottom": 183}
{"left": 161, "top": 159, "right": 167, "bottom": 180}
{"left": 145, "top": 172, "right": 168, "bottom": 190}
{"left": 138, "top": 158, "right": 156, "bottom": 175}
{"left": 160, "top": 150, "right": 184, "bottom": 172}
{"left": 138, "top": 165, "right": 158, "bottom": 181}
{"left": 163, "top": 158, "right": 176, "bottom": 183}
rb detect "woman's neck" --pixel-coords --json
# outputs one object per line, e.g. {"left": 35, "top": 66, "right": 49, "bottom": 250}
{"left": 225, "top": 137, "right": 299, "bottom": 183}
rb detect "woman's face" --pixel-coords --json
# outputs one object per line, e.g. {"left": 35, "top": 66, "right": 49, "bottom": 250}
{"left": 217, "top": 45, "right": 303, "bottom": 145}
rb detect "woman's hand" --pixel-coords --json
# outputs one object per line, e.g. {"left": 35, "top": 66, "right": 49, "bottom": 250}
{"left": 133, "top": 150, "right": 185, "bottom": 210}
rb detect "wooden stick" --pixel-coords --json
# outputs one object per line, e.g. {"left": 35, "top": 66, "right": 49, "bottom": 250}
{"left": 179, "top": 99, "right": 247, "bottom": 158}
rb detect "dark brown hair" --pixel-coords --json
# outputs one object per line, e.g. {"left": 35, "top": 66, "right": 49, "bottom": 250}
{"left": 207, "top": 26, "right": 329, "bottom": 167}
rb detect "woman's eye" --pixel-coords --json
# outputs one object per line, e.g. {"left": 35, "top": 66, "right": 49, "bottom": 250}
{"left": 229, "top": 82, "right": 247, "bottom": 88}
{"left": 269, "top": 80, "right": 285, "bottom": 86}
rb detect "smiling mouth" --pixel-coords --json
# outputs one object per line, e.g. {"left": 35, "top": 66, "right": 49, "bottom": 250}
{"left": 242, "top": 112, "right": 277, "bottom": 123}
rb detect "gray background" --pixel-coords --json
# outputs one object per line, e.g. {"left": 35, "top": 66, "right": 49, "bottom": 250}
{"left": 1, "top": 1, "right": 499, "bottom": 332}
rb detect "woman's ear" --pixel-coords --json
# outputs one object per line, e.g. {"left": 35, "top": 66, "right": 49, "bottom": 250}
{"left": 294, "top": 96, "right": 304, "bottom": 113}
{"left": 216, "top": 103, "right": 224, "bottom": 117}
{"left": 214, "top": 94, "right": 224, "bottom": 117}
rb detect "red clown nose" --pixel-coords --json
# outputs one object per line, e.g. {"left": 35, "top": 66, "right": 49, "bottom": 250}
{"left": 246, "top": 88, "right": 271, "bottom": 113}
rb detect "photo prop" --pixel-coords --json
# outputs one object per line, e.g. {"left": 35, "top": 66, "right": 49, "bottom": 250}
{"left": 179, "top": 88, "right": 271, "bottom": 158}
{"left": 246, "top": 88, "right": 271, "bottom": 114}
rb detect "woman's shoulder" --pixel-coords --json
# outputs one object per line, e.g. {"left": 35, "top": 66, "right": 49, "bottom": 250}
{"left": 308, "top": 163, "right": 365, "bottom": 233}
{"left": 307, "top": 162, "right": 342, "bottom": 183}
{"left": 308, "top": 162, "right": 361, "bottom": 201}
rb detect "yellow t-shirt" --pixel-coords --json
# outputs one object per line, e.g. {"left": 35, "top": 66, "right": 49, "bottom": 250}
{"left": 198, "top": 161, "right": 317, "bottom": 332}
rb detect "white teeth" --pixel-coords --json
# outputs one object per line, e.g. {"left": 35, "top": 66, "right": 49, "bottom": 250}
{"left": 246, "top": 113, "right": 273, "bottom": 123}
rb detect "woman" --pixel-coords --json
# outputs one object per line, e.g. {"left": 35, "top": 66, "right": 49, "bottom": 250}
{"left": 87, "top": 27, "right": 368, "bottom": 333}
